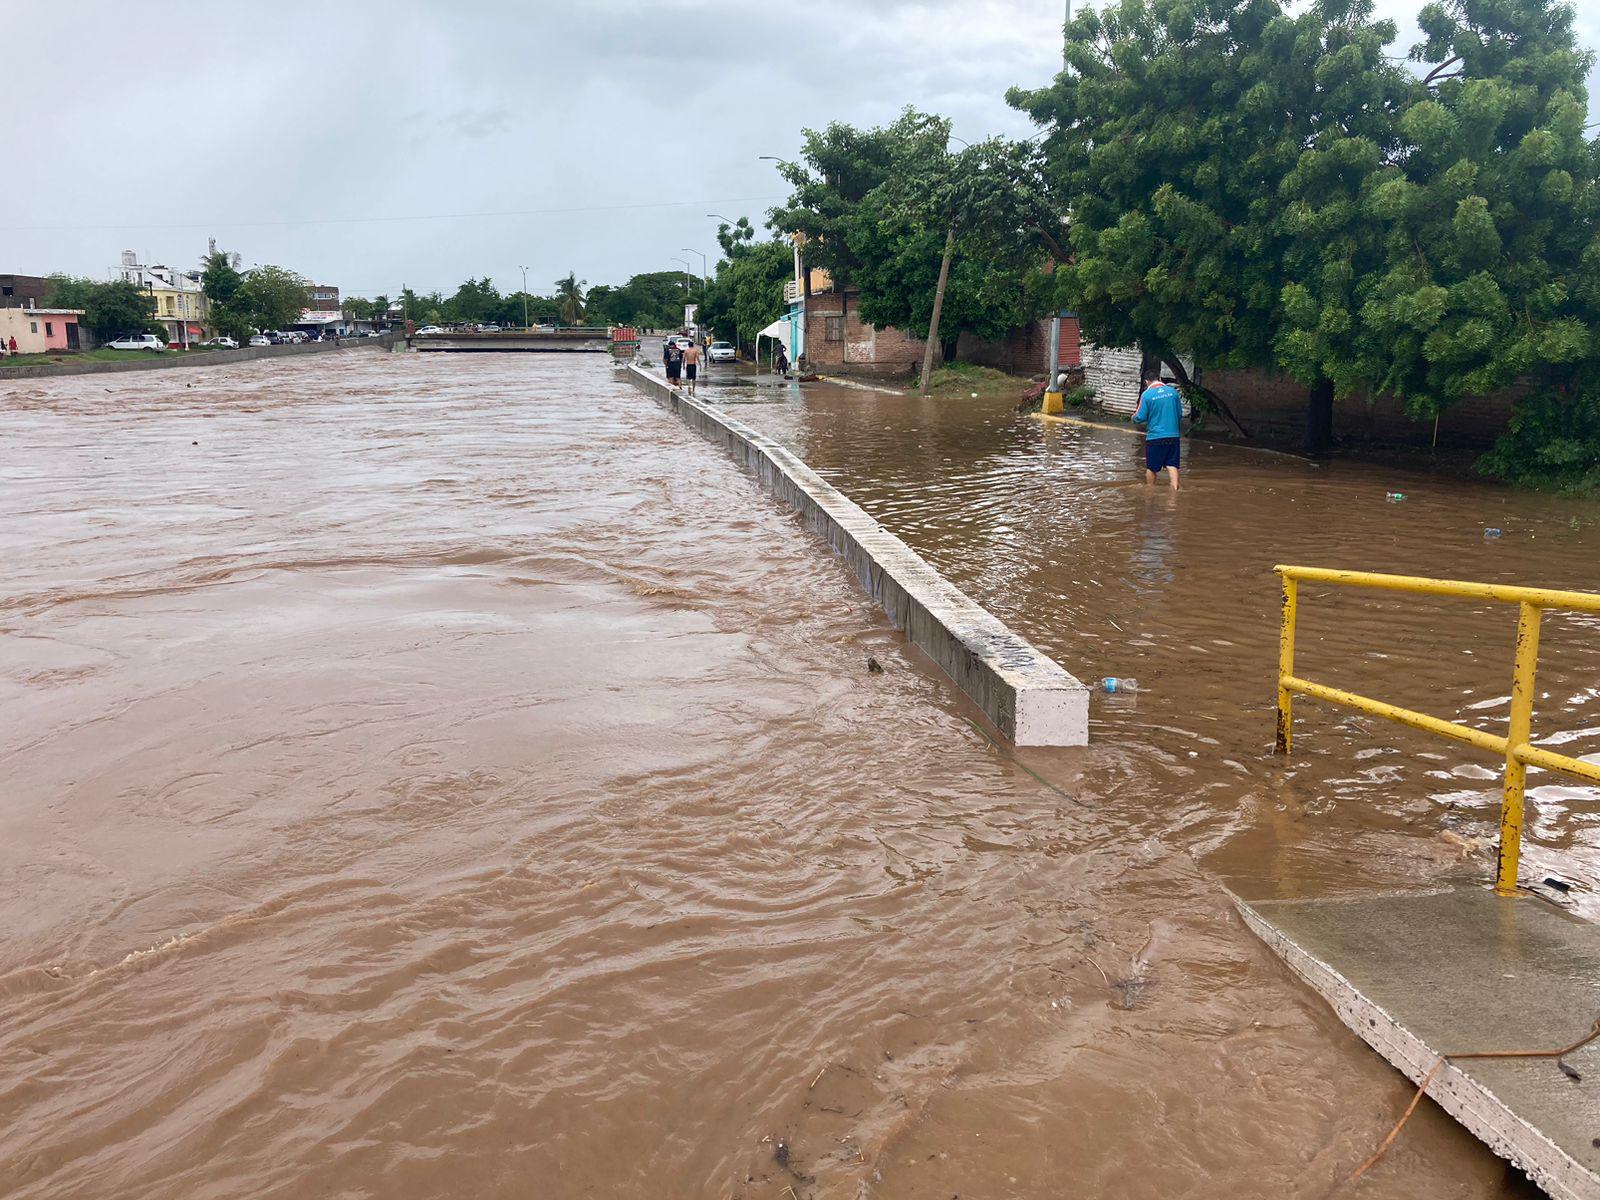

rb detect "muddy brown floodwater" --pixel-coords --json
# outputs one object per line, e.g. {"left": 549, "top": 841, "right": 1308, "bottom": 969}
{"left": 0, "top": 351, "right": 1594, "bottom": 1199}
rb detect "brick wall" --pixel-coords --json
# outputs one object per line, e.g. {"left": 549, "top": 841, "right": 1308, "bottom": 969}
{"left": 1201, "top": 366, "right": 1519, "bottom": 448}
{"left": 803, "top": 292, "right": 925, "bottom": 377}
{"left": 957, "top": 317, "right": 1087, "bottom": 378}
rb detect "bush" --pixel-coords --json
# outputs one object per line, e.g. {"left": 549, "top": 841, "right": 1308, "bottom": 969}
{"left": 1065, "top": 384, "right": 1096, "bottom": 408}
{"left": 1480, "top": 385, "right": 1600, "bottom": 493}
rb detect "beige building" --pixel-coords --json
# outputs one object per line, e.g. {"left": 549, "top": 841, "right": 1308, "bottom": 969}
{"left": 114, "top": 250, "right": 209, "bottom": 345}
{"left": 0, "top": 307, "right": 85, "bottom": 354}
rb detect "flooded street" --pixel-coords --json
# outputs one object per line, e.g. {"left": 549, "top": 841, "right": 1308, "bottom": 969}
{"left": 1, "top": 350, "right": 1593, "bottom": 1198}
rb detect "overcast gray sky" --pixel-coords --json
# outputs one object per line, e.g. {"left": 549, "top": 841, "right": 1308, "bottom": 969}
{"left": 9, "top": 0, "right": 1598, "bottom": 299}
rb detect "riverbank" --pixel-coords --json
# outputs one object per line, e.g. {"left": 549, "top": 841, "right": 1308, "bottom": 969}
{"left": 0, "top": 332, "right": 397, "bottom": 380}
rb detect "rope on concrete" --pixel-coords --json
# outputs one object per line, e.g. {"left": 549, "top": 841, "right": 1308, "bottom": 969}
{"left": 1334, "top": 1013, "right": 1600, "bottom": 1193}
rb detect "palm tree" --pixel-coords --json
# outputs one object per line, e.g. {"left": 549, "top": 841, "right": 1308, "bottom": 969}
{"left": 554, "top": 272, "right": 586, "bottom": 325}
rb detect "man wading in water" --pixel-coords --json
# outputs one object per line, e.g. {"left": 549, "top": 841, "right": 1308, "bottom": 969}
{"left": 1135, "top": 372, "right": 1183, "bottom": 490}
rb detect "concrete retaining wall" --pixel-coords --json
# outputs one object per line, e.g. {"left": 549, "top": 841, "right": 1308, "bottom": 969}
{"left": 0, "top": 333, "right": 397, "bottom": 380}
{"left": 625, "top": 364, "right": 1089, "bottom": 746}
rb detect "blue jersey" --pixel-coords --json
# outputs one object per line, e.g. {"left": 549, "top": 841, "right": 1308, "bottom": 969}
{"left": 1135, "top": 384, "right": 1183, "bottom": 440}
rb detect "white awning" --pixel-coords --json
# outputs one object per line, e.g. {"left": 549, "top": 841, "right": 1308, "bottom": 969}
{"left": 755, "top": 318, "right": 791, "bottom": 353}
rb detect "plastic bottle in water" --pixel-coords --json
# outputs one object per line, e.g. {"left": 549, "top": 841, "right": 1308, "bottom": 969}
{"left": 1484, "top": 527, "right": 1504, "bottom": 539}
{"left": 1101, "top": 677, "right": 1138, "bottom": 694}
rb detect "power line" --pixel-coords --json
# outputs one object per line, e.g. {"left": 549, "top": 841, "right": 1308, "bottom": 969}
{"left": 9, "top": 195, "right": 789, "bottom": 234}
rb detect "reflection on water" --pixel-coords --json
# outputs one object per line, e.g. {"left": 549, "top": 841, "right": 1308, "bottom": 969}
{"left": 0, "top": 352, "right": 1581, "bottom": 1198}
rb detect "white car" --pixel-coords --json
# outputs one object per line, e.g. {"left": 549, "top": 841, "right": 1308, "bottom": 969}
{"left": 478, "top": 323, "right": 500, "bottom": 333}
{"left": 708, "top": 340, "right": 736, "bottom": 363}
{"left": 248, "top": 335, "right": 271, "bottom": 347}
{"left": 204, "top": 336, "right": 239, "bottom": 349}
{"left": 415, "top": 325, "right": 444, "bottom": 335}
{"left": 108, "top": 333, "right": 167, "bottom": 352}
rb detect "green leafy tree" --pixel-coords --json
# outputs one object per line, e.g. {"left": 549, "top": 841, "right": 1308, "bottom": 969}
{"left": 444, "top": 277, "right": 501, "bottom": 325}
{"left": 1010, "top": 0, "right": 1414, "bottom": 445}
{"left": 238, "top": 265, "right": 310, "bottom": 331}
{"left": 44, "top": 275, "right": 159, "bottom": 340}
{"left": 201, "top": 249, "right": 254, "bottom": 342}
{"left": 554, "top": 272, "right": 587, "bottom": 325}
{"left": 1362, "top": 0, "right": 1598, "bottom": 423}
{"left": 698, "top": 223, "right": 791, "bottom": 351}
{"left": 586, "top": 270, "right": 703, "bottom": 329}
{"left": 773, "top": 110, "right": 1058, "bottom": 390}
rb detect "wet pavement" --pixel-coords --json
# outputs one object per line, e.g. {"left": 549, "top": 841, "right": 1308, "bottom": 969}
{"left": 1, "top": 349, "right": 1592, "bottom": 1198}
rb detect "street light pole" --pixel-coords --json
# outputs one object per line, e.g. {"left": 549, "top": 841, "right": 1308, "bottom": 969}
{"left": 519, "top": 265, "right": 530, "bottom": 329}
{"left": 681, "top": 247, "right": 708, "bottom": 290}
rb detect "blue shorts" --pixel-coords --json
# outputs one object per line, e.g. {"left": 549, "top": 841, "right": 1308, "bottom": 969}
{"left": 1145, "top": 437, "right": 1181, "bottom": 472}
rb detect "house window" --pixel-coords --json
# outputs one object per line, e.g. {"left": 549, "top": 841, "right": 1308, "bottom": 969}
{"left": 1, "top": 286, "right": 11, "bottom": 296}
{"left": 45, "top": 322, "right": 53, "bottom": 336}
{"left": 29, "top": 321, "right": 38, "bottom": 333}
{"left": 825, "top": 315, "right": 844, "bottom": 343}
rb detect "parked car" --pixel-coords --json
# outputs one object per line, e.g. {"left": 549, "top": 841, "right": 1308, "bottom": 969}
{"left": 708, "top": 340, "right": 736, "bottom": 363}
{"left": 478, "top": 323, "right": 500, "bottom": 333}
{"left": 248, "top": 335, "right": 271, "bottom": 347}
{"left": 204, "top": 336, "right": 239, "bottom": 349}
{"left": 669, "top": 335, "right": 695, "bottom": 350}
{"left": 415, "top": 325, "right": 444, "bottom": 335}
{"left": 107, "top": 333, "right": 167, "bottom": 352}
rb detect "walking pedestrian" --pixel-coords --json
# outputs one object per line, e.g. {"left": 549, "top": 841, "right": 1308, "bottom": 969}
{"left": 682, "top": 340, "right": 700, "bottom": 396}
{"left": 664, "top": 337, "right": 683, "bottom": 388}
{"left": 775, "top": 344, "right": 790, "bottom": 377}
{"left": 1135, "top": 372, "right": 1183, "bottom": 490}
{"left": 7, "top": 336, "right": 16, "bottom": 357}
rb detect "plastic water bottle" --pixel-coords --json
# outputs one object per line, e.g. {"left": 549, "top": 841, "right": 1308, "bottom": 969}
{"left": 1484, "top": 527, "right": 1504, "bottom": 539}
{"left": 1385, "top": 492, "right": 1406, "bottom": 502}
{"left": 1101, "top": 677, "right": 1139, "bottom": 694}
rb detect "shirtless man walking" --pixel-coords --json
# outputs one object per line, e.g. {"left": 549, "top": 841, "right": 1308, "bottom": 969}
{"left": 681, "top": 339, "right": 701, "bottom": 397}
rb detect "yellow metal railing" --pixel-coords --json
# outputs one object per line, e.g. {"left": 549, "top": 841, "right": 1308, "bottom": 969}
{"left": 1274, "top": 566, "right": 1600, "bottom": 895}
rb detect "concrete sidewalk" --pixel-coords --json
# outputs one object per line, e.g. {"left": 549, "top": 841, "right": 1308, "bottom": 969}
{"left": 1236, "top": 887, "right": 1600, "bottom": 1199}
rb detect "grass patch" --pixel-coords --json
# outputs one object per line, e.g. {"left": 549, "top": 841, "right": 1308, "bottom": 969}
{"left": 917, "top": 361, "right": 1034, "bottom": 400}
{"left": 0, "top": 346, "right": 225, "bottom": 368}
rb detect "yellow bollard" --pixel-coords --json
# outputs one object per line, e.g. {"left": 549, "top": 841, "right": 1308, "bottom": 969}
{"left": 1041, "top": 390, "right": 1065, "bottom": 415}
{"left": 1275, "top": 576, "right": 1297, "bottom": 754}
{"left": 1497, "top": 602, "right": 1542, "bottom": 895}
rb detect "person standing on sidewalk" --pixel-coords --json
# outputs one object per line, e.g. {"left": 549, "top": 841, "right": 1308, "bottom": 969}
{"left": 663, "top": 337, "right": 683, "bottom": 387}
{"left": 1135, "top": 372, "right": 1183, "bottom": 490}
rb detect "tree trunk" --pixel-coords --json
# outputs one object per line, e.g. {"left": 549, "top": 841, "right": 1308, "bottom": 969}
{"left": 919, "top": 225, "right": 956, "bottom": 397}
{"left": 1161, "top": 355, "right": 1251, "bottom": 440}
{"left": 1306, "top": 376, "right": 1334, "bottom": 456}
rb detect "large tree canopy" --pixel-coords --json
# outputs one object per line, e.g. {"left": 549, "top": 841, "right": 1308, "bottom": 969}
{"left": 771, "top": 109, "right": 1056, "bottom": 369}
{"left": 1010, "top": 0, "right": 1412, "bottom": 445}
{"left": 45, "top": 275, "right": 160, "bottom": 340}
{"left": 697, "top": 219, "right": 791, "bottom": 350}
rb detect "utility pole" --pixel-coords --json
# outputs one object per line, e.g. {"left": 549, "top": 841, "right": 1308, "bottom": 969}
{"left": 519, "top": 265, "right": 530, "bottom": 329}
{"left": 1048, "top": 0, "right": 1072, "bottom": 378}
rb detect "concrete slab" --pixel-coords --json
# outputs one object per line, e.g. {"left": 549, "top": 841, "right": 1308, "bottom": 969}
{"left": 1235, "top": 887, "right": 1600, "bottom": 1200}
{"left": 624, "top": 365, "right": 1090, "bottom": 746}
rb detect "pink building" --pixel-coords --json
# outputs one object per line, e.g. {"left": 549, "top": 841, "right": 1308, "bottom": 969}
{"left": 0, "top": 307, "right": 84, "bottom": 354}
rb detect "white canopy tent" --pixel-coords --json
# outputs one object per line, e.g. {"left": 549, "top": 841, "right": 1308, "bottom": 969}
{"left": 755, "top": 318, "right": 791, "bottom": 373}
